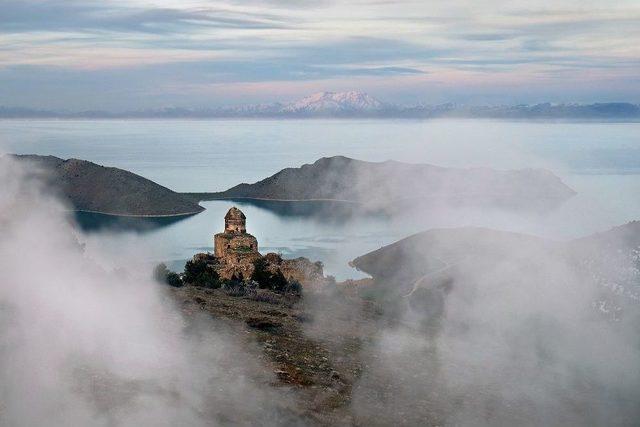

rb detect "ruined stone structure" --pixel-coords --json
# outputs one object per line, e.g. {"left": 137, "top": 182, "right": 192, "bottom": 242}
{"left": 214, "top": 207, "right": 259, "bottom": 257}
{"left": 213, "top": 207, "right": 261, "bottom": 279}
{"left": 222, "top": 206, "right": 247, "bottom": 234}
{"left": 262, "top": 253, "right": 325, "bottom": 288}
{"left": 189, "top": 206, "right": 327, "bottom": 285}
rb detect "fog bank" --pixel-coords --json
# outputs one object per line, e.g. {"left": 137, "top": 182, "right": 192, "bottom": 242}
{"left": 0, "top": 157, "right": 298, "bottom": 425}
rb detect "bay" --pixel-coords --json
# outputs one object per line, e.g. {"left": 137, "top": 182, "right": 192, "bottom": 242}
{"left": 2, "top": 119, "right": 639, "bottom": 279}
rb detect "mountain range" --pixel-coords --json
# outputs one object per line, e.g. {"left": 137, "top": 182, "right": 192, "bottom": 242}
{"left": 2, "top": 91, "right": 639, "bottom": 119}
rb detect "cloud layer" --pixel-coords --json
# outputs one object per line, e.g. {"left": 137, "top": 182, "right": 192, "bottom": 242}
{"left": 0, "top": 155, "right": 299, "bottom": 425}
{"left": 0, "top": 0, "right": 639, "bottom": 109}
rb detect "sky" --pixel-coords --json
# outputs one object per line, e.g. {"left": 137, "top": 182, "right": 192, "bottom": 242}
{"left": 1, "top": 0, "right": 639, "bottom": 110}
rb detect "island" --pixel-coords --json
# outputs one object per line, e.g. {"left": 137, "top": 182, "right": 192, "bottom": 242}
{"left": 11, "top": 154, "right": 204, "bottom": 217}
{"left": 190, "top": 156, "right": 576, "bottom": 211}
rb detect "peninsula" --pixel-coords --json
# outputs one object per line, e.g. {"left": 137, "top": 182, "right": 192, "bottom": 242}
{"left": 11, "top": 155, "right": 204, "bottom": 217}
{"left": 191, "top": 156, "right": 576, "bottom": 211}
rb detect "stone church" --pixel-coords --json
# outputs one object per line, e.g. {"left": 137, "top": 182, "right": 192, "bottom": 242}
{"left": 214, "top": 207, "right": 261, "bottom": 264}
{"left": 190, "top": 206, "right": 325, "bottom": 285}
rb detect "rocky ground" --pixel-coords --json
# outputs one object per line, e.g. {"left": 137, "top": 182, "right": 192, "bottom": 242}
{"left": 170, "top": 284, "right": 442, "bottom": 426}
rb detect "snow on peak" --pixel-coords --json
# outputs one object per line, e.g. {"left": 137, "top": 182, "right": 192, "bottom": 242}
{"left": 283, "top": 91, "right": 385, "bottom": 113}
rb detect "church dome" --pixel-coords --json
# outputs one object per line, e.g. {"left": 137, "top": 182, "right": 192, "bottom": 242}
{"left": 225, "top": 207, "right": 246, "bottom": 220}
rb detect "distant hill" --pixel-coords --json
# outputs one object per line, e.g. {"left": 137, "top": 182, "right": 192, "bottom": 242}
{"left": 351, "top": 227, "right": 550, "bottom": 287}
{"left": 351, "top": 222, "right": 640, "bottom": 283}
{"left": 194, "top": 156, "right": 576, "bottom": 211}
{"left": 12, "top": 155, "right": 204, "bottom": 217}
{"left": 350, "top": 222, "right": 640, "bottom": 314}
{"left": 2, "top": 92, "right": 638, "bottom": 119}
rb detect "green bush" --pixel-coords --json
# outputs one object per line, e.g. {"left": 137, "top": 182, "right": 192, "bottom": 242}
{"left": 154, "top": 263, "right": 183, "bottom": 288}
{"left": 166, "top": 271, "right": 183, "bottom": 287}
{"left": 251, "top": 258, "right": 288, "bottom": 292}
{"left": 270, "top": 270, "right": 288, "bottom": 292}
{"left": 183, "top": 259, "right": 221, "bottom": 288}
{"left": 250, "top": 257, "right": 270, "bottom": 287}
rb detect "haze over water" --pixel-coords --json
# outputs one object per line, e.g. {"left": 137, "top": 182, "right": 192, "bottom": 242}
{"left": 2, "top": 118, "right": 639, "bottom": 279}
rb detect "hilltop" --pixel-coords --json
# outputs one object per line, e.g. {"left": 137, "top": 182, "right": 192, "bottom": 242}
{"left": 193, "top": 156, "right": 576, "bottom": 211}
{"left": 350, "top": 227, "right": 555, "bottom": 296}
{"left": 350, "top": 222, "right": 640, "bottom": 313}
{"left": 11, "top": 155, "right": 204, "bottom": 217}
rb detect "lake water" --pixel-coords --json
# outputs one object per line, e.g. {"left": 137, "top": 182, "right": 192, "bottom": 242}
{"left": 1, "top": 119, "right": 639, "bottom": 279}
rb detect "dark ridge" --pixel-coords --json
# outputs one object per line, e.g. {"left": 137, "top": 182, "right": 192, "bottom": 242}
{"left": 10, "top": 154, "right": 205, "bottom": 217}
{"left": 189, "top": 156, "right": 576, "bottom": 212}
{"left": 350, "top": 227, "right": 552, "bottom": 292}
{"left": 351, "top": 221, "right": 640, "bottom": 300}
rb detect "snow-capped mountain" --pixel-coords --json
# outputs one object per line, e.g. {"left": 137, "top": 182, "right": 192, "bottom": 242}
{"left": 281, "top": 91, "right": 385, "bottom": 114}
{"left": 4, "top": 92, "right": 638, "bottom": 119}
{"left": 210, "top": 91, "right": 387, "bottom": 116}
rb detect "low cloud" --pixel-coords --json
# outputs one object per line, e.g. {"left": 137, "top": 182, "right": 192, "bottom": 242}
{"left": 0, "top": 156, "right": 299, "bottom": 425}
{"left": 303, "top": 207, "right": 640, "bottom": 425}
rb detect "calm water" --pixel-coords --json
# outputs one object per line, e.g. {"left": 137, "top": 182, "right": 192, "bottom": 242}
{"left": 1, "top": 119, "right": 639, "bottom": 279}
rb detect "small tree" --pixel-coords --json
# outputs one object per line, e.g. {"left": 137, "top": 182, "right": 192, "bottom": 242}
{"left": 183, "top": 259, "right": 220, "bottom": 288}
{"left": 251, "top": 258, "right": 289, "bottom": 292}
{"left": 166, "top": 271, "right": 183, "bottom": 287}
{"left": 251, "top": 257, "right": 271, "bottom": 287}
{"left": 154, "top": 263, "right": 183, "bottom": 288}
{"left": 270, "top": 270, "right": 288, "bottom": 292}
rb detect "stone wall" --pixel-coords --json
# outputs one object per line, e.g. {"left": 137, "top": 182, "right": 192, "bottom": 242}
{"left": 214, "top": 232, "right": 259, "bottom": 259}
{"left": 263, "top": 253, "right": 326, "bottom": 287}
{"left": 225, "top": 218, "right": 246, "bottom": 233}
{"left": 195, "top": 233, "right": 329, "bottom": 287}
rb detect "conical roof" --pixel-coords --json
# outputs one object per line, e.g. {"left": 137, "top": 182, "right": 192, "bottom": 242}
{"left": 225, "top": 207, "right": 246, "bottom": 220}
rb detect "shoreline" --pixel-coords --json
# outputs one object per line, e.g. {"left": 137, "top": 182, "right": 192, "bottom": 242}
{"left": 70, "top": 208, "right": 205, "bottom": 218}
{"left": 185, "top": 194, "right": 574, "bottom": 204}
{"left": 187, "top": 195, "right": 362, "bottom": 203}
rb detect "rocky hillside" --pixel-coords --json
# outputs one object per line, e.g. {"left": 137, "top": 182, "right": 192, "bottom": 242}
{"left": 198, "top": 156, "right": 576, "bottom": 210}
{"left": 351, "top": 223, "right": 640, "bottom": 314}
{"left": 347, "top": 223, "right": 640, "bottom": 424}
{"left": 350, "top": 227, "right": 552, "bottom": 292}
{"left": 12, "top": 155, "right": 204, "bottom": 217}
